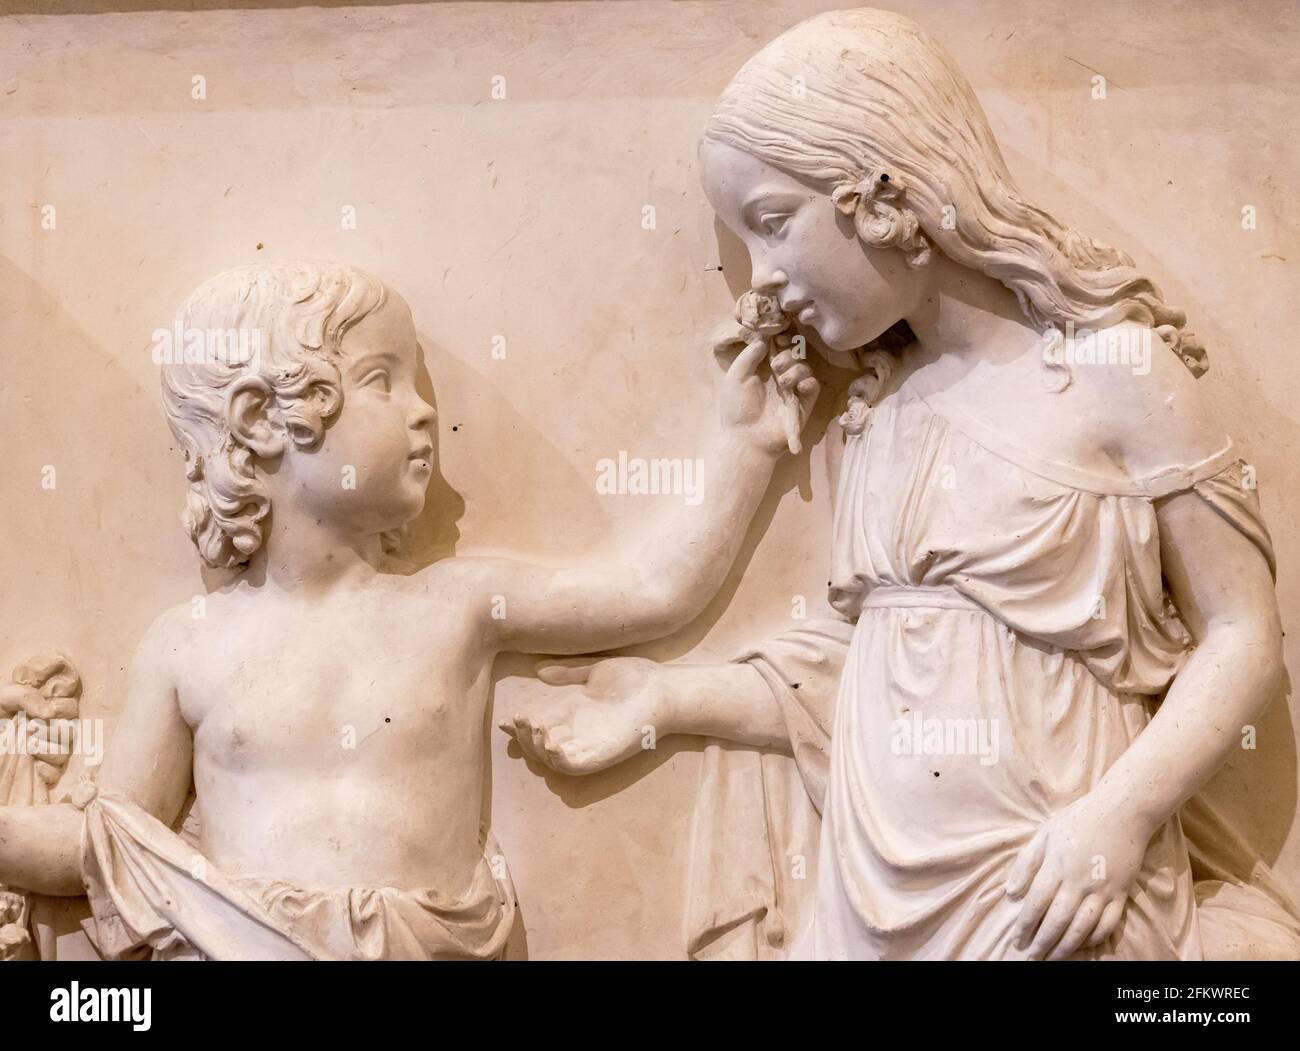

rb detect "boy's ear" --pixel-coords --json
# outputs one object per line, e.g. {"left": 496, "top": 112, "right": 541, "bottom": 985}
{"left": 225, "top": 376, "right": 286, "bottom": 459}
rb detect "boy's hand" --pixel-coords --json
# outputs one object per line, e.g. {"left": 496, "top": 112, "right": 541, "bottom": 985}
{"left": 501, "top": 657, "right": 670, "bottom": 775}
{"left": 1005, "top": 792, "right": 1152, "bottom": 960}
{"left": 712, "top": 323, "right": 819, "bottom": 456}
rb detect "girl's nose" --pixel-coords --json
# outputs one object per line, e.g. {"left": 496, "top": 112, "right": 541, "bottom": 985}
{"left": 752, "top": 267, "right": 789, "bottom": 294}
{"left": 409, "top": 401, "right": 436, "bottom": 431}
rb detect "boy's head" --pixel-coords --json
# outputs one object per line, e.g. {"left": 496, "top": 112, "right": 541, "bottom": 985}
{"left": 161, "top": 260, "right": 436, "bottom": 569}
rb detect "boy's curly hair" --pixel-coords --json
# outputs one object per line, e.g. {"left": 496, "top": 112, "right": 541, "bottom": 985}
{"left": 159, "top": 261, "right": 388, "bottom": 569}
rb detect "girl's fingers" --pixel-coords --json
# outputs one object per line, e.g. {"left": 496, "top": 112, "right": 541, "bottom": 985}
{"left": 770, "top": 349, "right": 798, "bottom": 373}
{"left": 1047, "top": 894, "right": 1104, "bottom": 961}
{"left": 1011, "top": 866, "right": 1059, "bottom": 949}
{"left": 1005, "top": 830, "right": 1047, "bottom": 900}
{"left": 1087, "top": 899, "right": 1126, "bottom": 948}
{"left": 776, "top": 364, "right": 813, "bottom": 390}
{"left": 726, "top": 337, "right": 769, "bottom": 381}
{"left": 1027, "top": 892, "right": 1081, "bottom": 960}
{"left": 536, "top": 659, "right": 597, "bottom": 686}
{"left": 502, "top": 713, "right": 532, "bottom": 746}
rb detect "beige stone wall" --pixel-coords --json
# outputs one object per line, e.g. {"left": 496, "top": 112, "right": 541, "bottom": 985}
{"left": 2, "top": 0, "right": 1296, "bottom": 958}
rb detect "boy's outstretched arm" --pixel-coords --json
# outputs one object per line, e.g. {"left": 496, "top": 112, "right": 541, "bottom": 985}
{"left": 0, "top": 613, "right": 193, "bottom": 896}
{"left": 461, "top": 329, "right": 819, "bottom": 656}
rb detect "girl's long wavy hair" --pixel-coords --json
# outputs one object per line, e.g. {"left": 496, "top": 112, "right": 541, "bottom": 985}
{"left": 703, "top": 7, "right": 1207, "bottom": 377}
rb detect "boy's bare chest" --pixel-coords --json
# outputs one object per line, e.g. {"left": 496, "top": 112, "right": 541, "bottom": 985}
{"left": 180, "top": 596, "right": 489, "bottom": 769}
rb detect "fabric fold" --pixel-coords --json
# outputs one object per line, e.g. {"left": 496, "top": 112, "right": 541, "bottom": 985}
{"left": 80, "top": 791, "right": 515, "bottom": 961}
{"left": 686, "top": 382, "right": 1299, "bottom": 960}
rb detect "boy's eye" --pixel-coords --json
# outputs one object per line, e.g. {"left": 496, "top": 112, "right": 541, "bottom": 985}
{"left": 360, "top": 369, "right": 391, "bottom": 393}
{"left": 759, "top": 213, "right": 790, "bottom": 238}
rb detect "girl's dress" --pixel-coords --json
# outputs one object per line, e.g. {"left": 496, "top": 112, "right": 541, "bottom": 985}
{"left": 810, "top": 360, "right": 1273, "bottom": 960}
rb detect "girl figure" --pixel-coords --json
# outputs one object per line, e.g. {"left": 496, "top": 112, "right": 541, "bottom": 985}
{"left": 506, "top": 8, "right": 1293, "bottom": 960}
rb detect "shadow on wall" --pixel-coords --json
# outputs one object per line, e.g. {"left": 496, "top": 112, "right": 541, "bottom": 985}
{"left": 0, "top": 255, "right": 186, "bottom": 743}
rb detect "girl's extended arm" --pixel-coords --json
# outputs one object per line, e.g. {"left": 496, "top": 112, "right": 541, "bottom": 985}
{"left": 502, "top": 657, "right": 790, "bottom": 776}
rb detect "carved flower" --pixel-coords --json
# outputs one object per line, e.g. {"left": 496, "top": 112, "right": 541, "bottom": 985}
{"left": 839, "top": 392, "right": 872, "bottom": 435}
{"left": 832, "top": 170, "right": 932, "bottom": 268}
{"left": 838, "top": 349, "right": 896, "bottom": 435}
{"left": 735, "top": 290, "right": 789, "bottom": 336}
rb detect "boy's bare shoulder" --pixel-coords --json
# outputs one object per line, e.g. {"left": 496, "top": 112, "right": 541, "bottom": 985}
{"left": 397, "top": 556, "right": 513, "bottom": 628}
{"left": 401, "top": 554, "right": 507, "bottom": 593}
{"left": 131, "top": 601, "right": 198, "bottom": 682}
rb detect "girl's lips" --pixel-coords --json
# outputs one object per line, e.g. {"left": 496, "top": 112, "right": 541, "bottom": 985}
{"left": 797, "top": 305, "right": 817, "bottom": 324}
{"left": 408, "top": 446, "right": 433, "bottom": 472}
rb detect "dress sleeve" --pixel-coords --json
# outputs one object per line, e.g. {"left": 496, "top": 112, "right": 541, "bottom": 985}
{"left": 1186, "top": 459, "right": 1277, "bottom": 581}
{"left": 731, "top": 619, "right": 854, "bottom": 814}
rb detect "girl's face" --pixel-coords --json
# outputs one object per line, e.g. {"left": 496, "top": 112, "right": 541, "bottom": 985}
{"left": 700, "top": 138, "right": 926, "bottom": 353}
{"left": 284, "top": 294, "right": 437, "bottom": 537}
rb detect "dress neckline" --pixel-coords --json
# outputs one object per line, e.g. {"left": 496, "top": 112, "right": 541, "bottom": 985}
{"left": 892, "top": 366, "right": 1236, "bottom": 500}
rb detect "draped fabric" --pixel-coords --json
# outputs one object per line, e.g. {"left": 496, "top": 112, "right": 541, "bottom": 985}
{"left": 687, "top": 374, "right": 1299, "bottom": 961}
{"left": 80, "top": 791, "right": 516, "bottom": 961}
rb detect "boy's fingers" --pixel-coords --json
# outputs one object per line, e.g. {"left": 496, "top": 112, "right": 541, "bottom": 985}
{"left": 0, "top": 682, "right": 46, "bottom": 717}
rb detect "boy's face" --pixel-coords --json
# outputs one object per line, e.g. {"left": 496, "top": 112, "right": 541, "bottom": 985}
{"left": 285, "top": 293, "right": 437, "bottom": 538}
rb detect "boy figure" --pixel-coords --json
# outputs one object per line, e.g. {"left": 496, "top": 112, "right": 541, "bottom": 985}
{"left": 0, "top": 261, "right": 816, "bottom": 959}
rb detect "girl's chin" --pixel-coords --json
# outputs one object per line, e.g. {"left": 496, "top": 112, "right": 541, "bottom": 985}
{"left": 810, "top": 318, "right": 860, "bottom": 355}
{"left": 813, "top": 343, "right": 863, "bottom": 369}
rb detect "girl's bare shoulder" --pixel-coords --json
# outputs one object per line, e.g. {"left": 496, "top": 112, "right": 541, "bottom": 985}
{"left": 1058, "top": 323, "right": 1229, "bottom": 481}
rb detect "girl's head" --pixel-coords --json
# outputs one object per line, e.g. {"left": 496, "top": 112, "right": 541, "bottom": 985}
{"left": 700, "top": 7, "right": 1206, "bottom": 373}
{"left": 161, "top": 261, "right": 436, "bottom": 569}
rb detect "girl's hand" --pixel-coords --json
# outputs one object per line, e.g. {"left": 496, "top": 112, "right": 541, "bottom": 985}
{"left": 712, "top": 323, "right": 819, "bottom": 456}
{"left": 501, "top": 657, "right": 671, "bottom": 775}
{"left": 1005, "top": 793, "right": 1154, "bottom": 960}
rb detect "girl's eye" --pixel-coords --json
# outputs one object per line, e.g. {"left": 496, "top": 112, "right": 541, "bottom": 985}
{"left": 361, "top": 370, "right": 391, "bottom": 393}
{"left": 759, "top": 213, "right": 790, "bottom": 238}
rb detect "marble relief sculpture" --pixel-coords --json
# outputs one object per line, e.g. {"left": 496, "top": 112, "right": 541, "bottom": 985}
{"left": 0, "top": 655, "right": 82, "bottom": 960}
{"left": 0, "top": 261, "right": 817, "bottom": 960}
{"left": 1, "top": 6, "right": 1294, "bottom": 963}
{"left": 505, "top": 8, "right": 1300, "bottom": 960}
